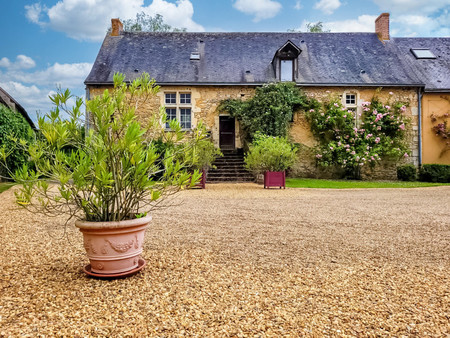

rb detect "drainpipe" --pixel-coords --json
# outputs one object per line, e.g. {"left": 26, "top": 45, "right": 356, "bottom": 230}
{"left": 417, "top": 87, "right": 423, "bottom": 167}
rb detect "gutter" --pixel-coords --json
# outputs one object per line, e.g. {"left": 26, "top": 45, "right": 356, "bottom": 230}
{"left": 85, "top": 81, "right": 424, "bottom": 88}
{"left": 423, "top": 88, "right": 450, "bottom": 93}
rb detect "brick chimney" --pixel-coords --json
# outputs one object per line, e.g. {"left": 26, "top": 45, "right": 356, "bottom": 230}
{"left": 375, "top": 13, "right": 390, "bottom": 41}
{"left": 111, "top": 18, "right": 123, "bottom": 36}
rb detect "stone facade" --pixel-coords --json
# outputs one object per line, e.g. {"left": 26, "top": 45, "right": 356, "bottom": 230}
{"left": 289, "top": 86, "right": 419, "bottom": 179}
{"left": 88, "top": 85, "right": 419, "bottom": 179}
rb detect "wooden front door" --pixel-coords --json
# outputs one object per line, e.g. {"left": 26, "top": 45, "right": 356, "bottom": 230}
{"left": 219, "top": 116, "right": 235, "bottom": 150}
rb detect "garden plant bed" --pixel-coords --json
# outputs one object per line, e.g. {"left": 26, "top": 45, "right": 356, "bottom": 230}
{"left": 0, "top": 184, "right": 449, "bottom": 335}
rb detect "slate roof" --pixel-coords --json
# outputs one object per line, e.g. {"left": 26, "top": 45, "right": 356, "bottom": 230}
{"left": 386, "top": 38, "right": 450, "bottom": 92}
{"left": 0, "top": 87, "right": 36, "bottom": 129}
{"left": 85, "top": 32, "right": 448, "bottom": 90}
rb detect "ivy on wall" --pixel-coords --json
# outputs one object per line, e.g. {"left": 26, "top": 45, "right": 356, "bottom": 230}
{"left": 0, "top": 104, "right": 35, "bottom": 178}
{"left": 219, "top": 82, "right": 317, "bottom": 141}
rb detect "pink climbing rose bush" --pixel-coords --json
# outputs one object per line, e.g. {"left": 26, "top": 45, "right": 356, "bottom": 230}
{"left": 306, "top": 95, "right": 410, "bottom": 178}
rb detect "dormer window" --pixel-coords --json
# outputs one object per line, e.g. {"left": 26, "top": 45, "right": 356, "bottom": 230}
{"left": 273, "top": 40, "right": 301, "bottom": 82}
{"left": 281, "top": 60, "right": 294, "bottom": 81}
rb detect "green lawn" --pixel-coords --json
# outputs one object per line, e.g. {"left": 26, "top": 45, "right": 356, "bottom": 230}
{"left": 0, "top": 182, "right": 14, "bottom": 193}
{"left": 286, "top": 178, "right": 450, "bottom": 189}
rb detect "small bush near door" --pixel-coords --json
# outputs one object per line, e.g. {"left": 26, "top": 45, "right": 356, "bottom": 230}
{"left": 397, "top": 164, "right": 417, "bottom": 181}
{"left": 418, "top": 164, "right": 450, "bottom": 183}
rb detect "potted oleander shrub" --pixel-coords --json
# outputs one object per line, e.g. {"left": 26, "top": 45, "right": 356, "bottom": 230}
{"left": 244, "top": 133, "right": 297, "bottom": 188}
{"left": 0, "top": 73, "right": 205, "bottom": 278}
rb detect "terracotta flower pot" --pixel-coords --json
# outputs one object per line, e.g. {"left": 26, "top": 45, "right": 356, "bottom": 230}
{"left": 75, "top": 215, "right": 151, "bottom": 277}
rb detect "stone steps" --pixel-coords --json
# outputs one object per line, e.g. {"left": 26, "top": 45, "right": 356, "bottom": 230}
{"left": 207, "top": 151, "right": 254, "bottom": 183}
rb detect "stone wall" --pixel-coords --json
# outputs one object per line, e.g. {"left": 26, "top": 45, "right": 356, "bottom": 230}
{"left": 289, "top": 86, "right": 419, "bottom": 179}
{"left": 89, "top": 85, "right": 255, "bottom": 149}
{"left": 88, "top": 85, "right": 419, "bottom": 179}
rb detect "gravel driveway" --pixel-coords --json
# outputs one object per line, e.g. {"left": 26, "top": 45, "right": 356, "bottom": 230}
{"left": 1, "top": 183, "right": 449, "bottom": 336}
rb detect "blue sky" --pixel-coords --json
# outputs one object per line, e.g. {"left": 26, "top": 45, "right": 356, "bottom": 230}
{"left": 1, "top": 0, "right": 449, "bottom": 122}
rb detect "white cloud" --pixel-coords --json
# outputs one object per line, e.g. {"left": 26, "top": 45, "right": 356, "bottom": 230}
{"left": 391, "top": 12, "right": 450, "bottom": 37}
{"left": 373, "top": 0, "right": 449, "bottom": 15}
{"left": 0, "top": 57, "right": 92, "bottom": 122}
{"left": 294, "top": 1, "right": 303, "bottom": 10}
{"left": 0, "top": 55, "right": 36, "bottom": 70}
{"left": 394, "top": 15, "right": 433, "bottom": 26}
{"left": 314, "top": 0, "right": 342, "bottom": 15}
{"left": 16, "top": 55, "right": 36, "bottom": 69}
{"left": 296, "top": 15, "right": 376, "bottom": 32}
{"left": 0, "top": 81, "right": 58, "bottom": 122}
{"left": 233, "top": 0, "right": 282, "bottom": 22}
{"left": 0, "top": 57, "right": 11, "bottom": 68}
{"left": 372, "top": 0, "right": 449, "bottom": 36}
{"left": 25, "top": 0, "right": 204, "bottom": 42}
{"left": 323, "top": 15, "right": 376, "bottom": 32}
{"left": 24, "top": 3, "right": 45, "bottom": 24}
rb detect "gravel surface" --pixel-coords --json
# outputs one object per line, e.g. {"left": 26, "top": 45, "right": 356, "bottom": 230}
{"left": 0, "top": 183, "right": 449, "bottom": 336}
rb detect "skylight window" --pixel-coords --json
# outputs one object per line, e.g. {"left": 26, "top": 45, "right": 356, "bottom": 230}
{"left": 190, "top": 52, "right": 200, "bottom": 60}
{"left": 411, "top": 49, "right": 436, "bottom": 59}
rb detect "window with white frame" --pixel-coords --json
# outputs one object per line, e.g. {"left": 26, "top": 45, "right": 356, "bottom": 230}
{"left": 343, "top": 91, "right": 360, "bottom": 126}
{"left": 164, "top": 92, "right": 192, "bottom": 129}
{"left": 345, "top": 93, "right": 357, "bottom": 111}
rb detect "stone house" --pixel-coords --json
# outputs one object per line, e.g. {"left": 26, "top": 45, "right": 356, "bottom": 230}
{"left": 85, "top": 13, "right": 450, "bottom": 178}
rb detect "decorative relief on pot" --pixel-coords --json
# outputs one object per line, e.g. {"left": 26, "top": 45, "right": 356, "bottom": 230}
{"left": 134, "top": 234, "right": 139, "bottom": 249}
{"left": 84, "top": 239, "right": 97, "bottom": 254}
{"left": 96, "top": 263, "right": 104, "bottom": 270}
{"left": 106, "top": 239, "right": 134, "bottom": 253}
{"left": 101, "top": 244, "right": 108, "bottom": 255}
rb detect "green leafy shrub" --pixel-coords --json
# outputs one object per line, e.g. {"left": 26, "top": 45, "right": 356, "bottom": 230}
{"left": 184, "top": 133, "right": 222, "bottom": 170}
{"left": 397, "top": 164, "right": 417, "bottom": 181}
{"left": 0, "top": 104, "right": 34, "bottom": 178}
{"left": 418, "top": 164, "right": 450, "bottom": 183}
{"left": 0, "top": 73, "right": 207, "bottom": 222}
{"left": 219, "top": 82, "right": 317, "bottom": 140}
{"left": 306, "top": 94, "right": 410, "bottom": 179}
{"left": 244, "top": 133, "right": 297, "bottom": 174}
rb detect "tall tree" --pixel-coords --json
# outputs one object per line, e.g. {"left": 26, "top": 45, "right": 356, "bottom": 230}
{"left": 288, "top": 21, "right": 330, "bottom": 33}
{"left": 122, "top": 12, "right": 187, "bottom": 32}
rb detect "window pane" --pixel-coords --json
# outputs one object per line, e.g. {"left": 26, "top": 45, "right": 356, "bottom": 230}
{"left": 180, "top": 108, "right": 191, "bottom": 129}
{"left": 346, "top": 94, "right": 356, "bottom": 105}
{"left": 165, "top": 93, "right": 176, "bottom": 104}
{"left": 411, "top": 49, "right": 436, "bottom": 59}
{"left": 180, "top": 93, "right": 191, "bottom": 104}
{"left": 165, "top": 108, "right": 177, "bottom": 128}
{"left": 280, "top": 60, "right": 293, "bottom": 81}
